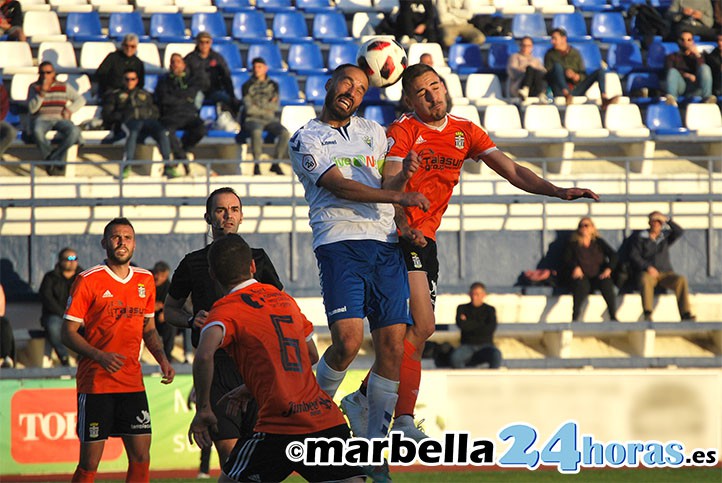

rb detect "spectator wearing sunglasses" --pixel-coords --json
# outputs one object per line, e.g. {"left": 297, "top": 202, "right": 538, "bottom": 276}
{"left": 96, "top": 34, "right": 145, "bottom": 99}
{"left": 39, "top": 247, "right": 83, "bottom": 366}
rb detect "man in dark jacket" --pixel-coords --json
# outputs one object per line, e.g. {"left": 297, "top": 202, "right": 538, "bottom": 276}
{"left": 155, "top": 53, "right": 206, "bottom": 170}
{"left": 96, "top": 34, "right": 145, "bottom": 99}
{"left": 629, "top": 211, "right": 695, "bottom": 321}
{"left": 665, "top": 30, "right": 714, "bottom": 105}
{"left": 450, "top": 282, "right": 501, "bottom": 369}
{"left": 39, "top": 247, "right": 82, "bottom": 366}
{"left": 102, "top": 69, "right": 175, "bottom": 178}
{"left": 704, "top": 33, "right": 722, "bottom": 96}
{"left": 0, "top": 0, "right": 25, "bottom": 41}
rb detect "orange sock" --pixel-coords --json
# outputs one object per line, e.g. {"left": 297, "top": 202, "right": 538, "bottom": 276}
{"left": 126, "top": 461, "right": 150, "bottom": 483}
{"left": 72, "top": 466, "right": 96, "bottom": 483}
{"left": 395, "top": 339, "right": 421, "bottom": 417}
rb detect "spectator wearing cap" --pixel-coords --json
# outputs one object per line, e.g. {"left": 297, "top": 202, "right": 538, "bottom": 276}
{"left": 96, "top": 34, "right": 145, "bottom": 100}
{"left": 240, "top": 57, "right": 288, "bottom": 175}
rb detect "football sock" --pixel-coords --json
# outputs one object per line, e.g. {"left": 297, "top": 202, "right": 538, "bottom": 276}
{"left": 367, "top": 372, "right": 399, "bottom": 440}
{"left": 359, "top": 371, "right": 370, "bottom": 397}
{"left": 126, "top": 461, "right": 150, "bottom": 483}
{"left": 72, "top": 466, "right": 96, "bottom": 483}
{"left": 395, "top": 339, "right": 421, "bottom": 417}
{"left": 315, "top": 354, "right": 346, "bottom": 398}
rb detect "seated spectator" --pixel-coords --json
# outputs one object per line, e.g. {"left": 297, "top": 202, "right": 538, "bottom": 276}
{"left": 507, "top": 36, "right": 547, "bottom": 101}
{"left": 102, "top": 69, "right": 175, "bottom": 178}
{"left": 395, "top": 0, "right": 442, "bottom": 44}
{"left": 563, "top": 217, "right": 618, "bottom": 322}
{"left": 544, "top": 28, "right": 614, "bottom": 106}
{"left": 665, "top": 30, "right": 714, "bottom": 106}
{"left": 450, "top": 282, "right": 501, "bottom": 369}
{"left": 152, "top": 261, "right": 174, "bottom": 361}
{"left": 0, "top": 81, "right": 16, "bottom": 161}
{"left": 629, "top": 211, "right": 696, "bottom": 322}
{"left": 184, "top": 31, "right": 241, "bottom": 125}
{"left": 155, "top": 54, "right": 207, "bottom": 174}
{"left": 241, "top": 57, "right": 288, "bottom": 176}
{"left": 667, "top": 0, "right": 718, "bottom": 41}
{"left": 436, "top": 0, "right": 485, "bottom": 49}
{"left": 0, "top": 284, "right": 14, "bottom": 368}
{"left": 96, "top": 34, "right": 145, "bottom": 100}
{"left": 0, "top": 0, "right": 25, "bottom": 41}
{"left": 27, "top": 62, "right": 85, "bottom": 176}
{"left": 704, "top": 33, "right": 722, "bottom": 97}
{"left": 39, "top": 248, "right": 81, "bottom": 367}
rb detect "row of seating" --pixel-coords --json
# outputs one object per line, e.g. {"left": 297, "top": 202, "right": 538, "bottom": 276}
{"left": 19, "top": 0, "right": 335, "bottom": 14}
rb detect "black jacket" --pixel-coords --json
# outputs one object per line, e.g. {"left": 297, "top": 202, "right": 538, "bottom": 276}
{"left": 154, "top": 70, "right": 203, "bottom": 120}
{"left": 563, "top": 237, "right": 618, "bottom": 280}
{"left": 39, "top": 265, "right": 82, "bottom": 318}
{"left": 629, "top": 219, "right": 684, "bottom": 274}
{"left": 102, "top": 87, "right": 159, "bottom": 128}
{"left": 96, "top": 50, "right": 145, "bottom": 98}
{"left": 184, "top": 49, "right": 234, "bottom": 96}
{"left": 455, "top": 302, "right": 497, "bottom": 346}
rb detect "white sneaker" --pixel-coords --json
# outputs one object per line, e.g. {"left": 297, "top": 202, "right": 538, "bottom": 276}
{"left": 340, "top": 391, "right": 369, "bottom": 438}
{"left": 517, "top": 86, "right": 529, "bottom": 100}
{"left": 392, "top": 415, "right": 428, "bottom": 442}
{"left": 196, "top": 472, "right": 210, "bottom": 479}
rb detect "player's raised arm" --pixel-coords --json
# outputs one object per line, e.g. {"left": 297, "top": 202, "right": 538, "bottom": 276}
{"left": 319, "top": 167, "right": 430, "bottom": 210}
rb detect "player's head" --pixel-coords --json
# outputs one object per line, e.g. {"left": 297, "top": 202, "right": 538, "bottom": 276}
{"left": 322, "top": 64, "right": 368, "bottom": 124}
{"left": 205, "top": 187, "right": 243, "bottom": 239}
{"left": 58, "top": 247, "right": 79, "bottom": 270}
{"left": 469, "top": 282, "right": 487, "bottom": 307}
{"left": 401, "top": 63, "right": 448, "bottom": 123}
{"left": 208, "top": 234, "right": 255, "bottom": 288}
{"left": 101, "top": 217, "right": 135, "bottom": 265}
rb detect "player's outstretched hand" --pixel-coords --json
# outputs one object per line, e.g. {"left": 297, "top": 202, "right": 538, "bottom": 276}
{"left": 188, "top": 409, "right": 218, "bottom": 450}
{"left": 160, "top": 360, "right": 175, "bottom": 384}
{"left": 98, "top": 352, "right": 126, "bottom": 373}
{"left": 219, "top": 384, "right": 252, "bottom": 418}
{"left": 403, "top": 150, "right": 420, "bottom": 179}
{"left": 400, "top": 226, "right": 428, "bottom": 248}
{"left": 558, "top": 187, "right": 599, "bottom": 201}
{"left": 399, "top": 192, "right": 430, "bottom": 211}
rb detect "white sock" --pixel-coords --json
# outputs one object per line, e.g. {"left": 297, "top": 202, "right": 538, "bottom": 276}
{"left": 315, "top": 354, "right": 346, "bottom": 398}
{"left": 367, "top": 372, "right": 399, "bottom": 440}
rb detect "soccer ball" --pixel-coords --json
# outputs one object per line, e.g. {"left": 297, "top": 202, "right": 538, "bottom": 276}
{"left": 357, "top": 38, "right": 408, "bottom": 88}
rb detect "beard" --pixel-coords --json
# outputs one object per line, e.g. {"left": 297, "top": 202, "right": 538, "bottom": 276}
{"left": 107, "top": 246, "right": 133, "bottom": 265}
{"left": 323, "top": 92, "right": 358, "bottom": 122}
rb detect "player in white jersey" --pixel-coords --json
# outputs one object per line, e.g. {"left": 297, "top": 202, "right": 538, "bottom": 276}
{"left": 290, "top": 64, "right": 429, "bottom": 459}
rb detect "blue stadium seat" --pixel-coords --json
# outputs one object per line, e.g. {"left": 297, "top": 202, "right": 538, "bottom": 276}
{"left": 287, "top": 42, "right": 327, "bottom": 75}
{"left": 232, "top": 71, "right": 252, "bottom": 98}
{"left": 65, "top": 12, "right": 107, "bottom": 42}
{"left": 271, "top": 74, "right": 305, "bottom": 105}
{"left": 144, "top": 73, "right": 159, "bottom": 93}
{"left": 313, "top": 11, "right": 352, "bottom": 43}
{"left": 232, "top": 11, "right": 271, "bottom": 43}
{"left": 200, "top": 105, "right": 217, "bottom": 123}
{"left": 590, "top": 12, "right": 631, "bottom": 43}
{"left": 606, "top": 42, "right": 644, "bottom": 75}
{"left": 216, "top": 0, "right": 253, "bottom": 12}
{"left": 448, "top": 43, "right": 484, "bottom": 75}
{"left": 212, "top": 43, "right": 244, "bottom": 72}
{"left": 305, "top": 74, "right": 330, "bottom": 105}
{"left": 256, "top": 0, "right": 293, "bottom": 11}
{"left": 570, "top": 0, "right": 615, "bottom": 11}
{"left": 511, "top": 13, "right": 548, "bottom": 40}
{"left": 272, "top": 11, "right": 312, "bottom": 43}
{"left": 624, "top": 72, "right": 660, "bottom": 104}
{"left": 610, "top": 0, "right": 645, "bottom": 8}
{"left": 109, "top": 12, "right": 148, "bottom": 41}
{"left": 327, "top": 41, "right": 359, "bottom": 70}
{"left": 246, "top": 42, "right": 286, "bottom": 72}
{"left": 191, "top": 12, "right": 231, "bottom": 43}
{"left": 645, "top": 104, "right": 690, "bottom": 135}
{"left": 296, "top": 0, "right": 334, "bottom": 12}
{"left": 150, "top": 13, "right": 190, "bottom": 43}
{"left": 363, "top": 104, "right": 396, "bottom": 127}
{"left": 647, "top": 41, "right": 678, "bottom": 72}
{"left": 486, "top": 41, "right": 517, "bottom": 76}
{"left": 571, "top": 42, "right": 603, "bottom": 74}
{"left": 532, "top": 43, "right": 551, "bottom": 61}
{"left": 551, "top": 13, "right": 591, "bottom": 41}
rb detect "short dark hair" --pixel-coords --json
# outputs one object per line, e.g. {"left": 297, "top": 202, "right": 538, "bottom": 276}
{"left": 123, "top": 68, "right": 138, "bottom": 76}
{"left": 550, "top": 28, "right": 567, "bottom": 37}
{"left": 58, "top": 247, "right": 75, "bottom": 260}
{"left": 206, "top": 187, "right": 242, "bottom": 215}
{"left": 470, "top": 282, "right": 486, "bottom": 292}
{"left": 401, "top": 63, "right": 438, "bottom": 96}
{"left": 251, "top": 57, "right": 267, "bottom": 65}
{"left": 38, "top": 61, "right": 54, "bottom": 71}
{"left": 208, "top": 234, "right": 252, "bottom": 286}
{"left": 152, "top": 261, "right": 171, "bottom": 273}
{"left": 103, "top": 217, "right": 134, "bottom": 239}
{"left": 331, "top": 63, "right": 364, "bottom": 82}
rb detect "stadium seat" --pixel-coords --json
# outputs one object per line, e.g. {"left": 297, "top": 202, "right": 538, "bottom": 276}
{"left": 646, "top": 41, "right": 678, "bottom": 72}
{"left": 523, "top": 104, "right": 569, "bottom": 138}
{"left": 449, "top": 105, "right": 482, "bottom": 126}
{"left": 212, "top": 43, "right": 244, "bottom": 72}
{"left": 38, "top": 41, "right": 78, "bottom": 70}
{"left": 305, "top": 74, "right": 331, "bottom": 105}
{"left": 23, "top": 11, "right": 66, "bottom": 42}
{"left": 144, "top": 73, "right": 159, "bottom": 93}
{"left": 136, "top": 43, "right": 162, "bottom": 70}
{"left": 564, "top": 104, "right": 610, "bottom": 138}
{"left": 334, "top": 0, "right": 374, "bottom": 12}
{"left": 9, "top": 73, "right": 37, "bottom": 102}
{"left": 135, "top": 0, "right": 178, "bottom": 13}
{"left": 493, "top": 0, "right": 535, "bottom": 14}
{"left": 175, "top": 0, "right": 216, "bottom": 13}
{"left": 445, "top": 73, "right": 470, "bottom": 105}
{"left": 89, "top": 0, "right": 133, "bottom": 13}
{"left": 65, "top": 12, "right": 107, "bottom": 42}
{"left": 149, "top": 13, "right": 190, "bottom": 42}
{"left": 256, "top": 0, "right": 293, "bottom": 11}
{"left": 486, "top": 41, "right": 517, "bottom": 76}
{"left": 352, "top": 12, "right": 383, "bottom": 38}
{"left": 463, "top": 0, "right": 496, "bottom": 14}
{"left": 191, "top": 12, "right": 231, "bottom": 42}
{"left": 232, "top": 10, "right": 271, "bottom": 43}
{"left": 483, "top": 105, "right": 529, "bottom": 138}
{"left": 246, "top": 43, "right": 285, "bottom": 73}
{"left": 272, "top": 11, "right": 312, "bottom": 43}
{"left": 49, "top": 0, "right": 91, "bottom": 12}
{"left": 685, "top": 103, "right": 722, "bottom": 137}
{"left": 313, "top": 11, "right": 352, "bottom": 43}
{"left": 606, "top": 42, "right": 644, "bottom": 75}
{"left": 271, "top": 74, "right": 305, "bottom": 105}
{"left": 447, "top": 43, "right": 484, "bottom": 75}
{"left": 79, "top": 41, "right": 116, "bottom": 69}
{"left": 327, "top": 41, "right": 359, "bottom": 71}
{"left": 280, "top": 105, "right": 317, "bottom": 134}
{"left": 296, "top": 0, "right": 334, "bottom": 11}
{"left": 625, "top": 72, "right": 660, "bottom": 101}
{"left": 408, "top": 43, "right": 449, "bottom": 73}
{"left": 231, "top": 71, "right": 252, "bottom": 98}
{"left": 511, "top": 13, "right": 548, "bottom": 39}
{"left": 570, "top": 0, "right": 615, "bottom": 11}
{"left": 551, "top": 13, "right": 591, "bottom": 41}
{"left": 645, "top": 104, "right": 690, "bottom": 136}
{"left": 108, "top": 12, "right": 148, "bottom": 41}
{"left": 16, "top": 0, "right": 51, "bottom": 11}
{"left": 216, "top": 0, "right": 252, "bottom": 12}
{"left": 571, "top": 42, "right": 603, "bottom": 74}
{"left": 287, "top": 43, "right": 327, "bottom": 75}
{"left": 163, "top": 42, "right": 196, "bottom": 68}
{"left": 363, "top": 104, "right": 396, "bottom": 127}
{"left": 590, "top": 12, "right": 631, "bottom": 43}
{"left": 465, "top": 73, "right": 506, "bottom": 105}
{"left": 531, "top": 0, "right": 574, "bottom": 13}
{"left": 604, "top": 103, "right": 650, "bottom": 137}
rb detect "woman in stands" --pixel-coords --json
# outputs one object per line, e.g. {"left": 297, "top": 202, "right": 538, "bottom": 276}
{"left": 507, "top": 36, "right": 547, "bottom": 101}
{"left": 563, "top": 217, "right": 619, "bottom": 322}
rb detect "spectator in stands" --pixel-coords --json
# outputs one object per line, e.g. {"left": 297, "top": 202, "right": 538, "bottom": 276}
{"left": 0, "top": 81, "right": 16, "bottom": 161}
{"left": 155, "top": 53, "right": 207, "bottom": 174}
{"left": 395, "top": 0, "right": 442, "bottom": 44}
{"left": 704, "top": 33, "right": 722, "bottom": 96}
{"left": 241, "top": 57, "right": 288, "bottom": 176}
{"left": 184, "top": 31, "right": 241, "bottom": 126}
{"left": 450, "top": 282, "right": 501, "bottom": 369}
{"left": 667, "top": 0, "right": 718, "bottom": 41}
{"left": 563, "top": 217, "right": 618, "bottom": 322}
{"left": 27, "top": 61, "right": 85, "bottom": 176}
{"left": 507, "top": 36, "right": 547, "bottom": 101}
{"left": 151, "top": 261, "right": 174, "bottom": 361}
{"left": 0, "top": 284, "right": 14, "bottom": 368}
{"left": 0, "top": 0, "right": 25, "bottom": 41}
{"left": 629, "top": 211, "right": 695, "bottom": 322}
{"left": 96, "top": 34, "right": 145, "bottom": 99}
{"left": 544, "top": 28, "right": 613, "bottom": 106}
{"left": 664, "top": 30, "right": 715, "bottom": 106}
{"left": 435, "top": 0, "right": 485, "bottom": 49}
{"left": 102, "top": 68, "right": 176, "bottom": 179}
{"left": 39, "top": 248, "right": 81, "bottom": 367}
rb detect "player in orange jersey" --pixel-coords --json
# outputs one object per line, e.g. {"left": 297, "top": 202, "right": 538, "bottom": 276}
{"left": 342, "top": 63, "right": 599, "bottom": 440}
{"left": 62, "top": 218, "right": 175, "bottom": 483}
{"left": 188, "top": 234, "right": 363, "bottom": 482}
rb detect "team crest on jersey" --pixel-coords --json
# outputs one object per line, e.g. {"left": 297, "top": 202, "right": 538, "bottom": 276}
{"left": 302, "top": 154, "right": 317, "bottom": 172}
{"left": 137, "top": 284, "right": 146, "bottom": 298}
{"left": 454, "top": 131, "right": 465, "bottom": 149}
{"left": 363, "top": 135, "right": 373, "bottom": 148}
{"left": 89, "top": 422, "right": 100, "bottom": 439}
{"left": 411, "top": 251, "right": 422, "bottom": 269}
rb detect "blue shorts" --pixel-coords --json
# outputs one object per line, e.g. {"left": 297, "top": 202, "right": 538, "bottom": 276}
{"left": 315, "top": 240, "right": 412, "bottom": 331}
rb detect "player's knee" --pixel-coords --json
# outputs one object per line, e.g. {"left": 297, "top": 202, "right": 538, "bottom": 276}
{"left": 335, "top": 337, "right": 362, "bottom": 364}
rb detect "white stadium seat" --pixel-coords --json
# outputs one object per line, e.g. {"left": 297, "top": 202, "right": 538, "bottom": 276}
{"left": 9, "top": 73, "right": 37, "bottom": 102}
{"left": 408, "top": 43, "right": 450, "bottom": 74}
{"left": 23, "top": 11, "right": 67, "bottom": 41}
{"left": 685, "top": 103, "right": 722, "bottom": 137}
{"left": 444, "top": 73, "right": 470, "bottom": 106}
{"left": 136, "top": 43, "right": 162, "bottom": 70}
{"left": 38, "top": 41, "right": 79, "bottom": 69}
{"left": 604, "top": 104, "right": 650, "bottom": 138}
{"left": 79, "top": 41, "right": 116, "bottom": 70}
{"left": 280, "top": 105, "right": 317, "bottom": 136}
{"left": 564, "top": 104, "right": 610, "bottom": 138}
{"left": 523, "top": 104, "right": 569, "bottom": 138}
{"left": 465, "top": 73, "right": 506, "bottom": 106}
{"left": 0, "top": 42, "right": 36, "bottom": 74}
{"left": 163, "top": 43, "right": 196, "bottom": 69}
{"left": 483, "top": 104, "right": 529, "bottom": 138}
{"left": 463, "top": 0, "right": 496, "bottom": 15}
{"left": 493, "top": 0, "right": 534, "bottom": 14}
{"left": 449, "top": 105, "right": 482, "bottom": 127}
{"left": 531, "top": 0, "right": 574, "bottom": 13}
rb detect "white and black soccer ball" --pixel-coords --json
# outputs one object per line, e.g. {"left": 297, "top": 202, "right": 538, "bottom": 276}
{"left": 357, "top": 38, "right": 408, "bottom": 88}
